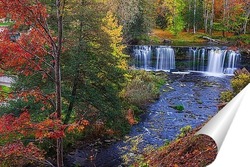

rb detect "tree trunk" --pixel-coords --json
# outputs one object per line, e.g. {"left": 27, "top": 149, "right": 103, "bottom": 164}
{"left": 56, "top": 0, "right": 63, "bottom": 166}
{"left": 187, "top": 0, "right": 191, "bottom": 32}
{"left": 64, "top": 68, "right": 79, "bottom": 124}
{"left": 222, "top": 0, "right": 228, "bottom": 37}
{"left": 243, "top": 9, "right": 250, "bottom": 34}
{"left": 203, "top": 0, "right": 208, "bottom": 33}
{"left": 64, "top": 1, "right": 85, "bottom": 125}
{"left": 193, "top": 0, "right": 196, "bottom": 33}
{"left": 209, "top": 0, "right": 214, "bottom": 35}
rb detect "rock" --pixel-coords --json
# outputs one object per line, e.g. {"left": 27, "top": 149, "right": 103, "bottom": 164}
{"left": 234, "top": 67, "right": 250, "bottom": 76}
{"left": 128, "top": 153, "right": 136, "bottom": 157}
{"left": 162, "top": 39, "right": 172, "bottom": 44}
{"left": 104, "top": 139, "right": 111, "bottom": 143}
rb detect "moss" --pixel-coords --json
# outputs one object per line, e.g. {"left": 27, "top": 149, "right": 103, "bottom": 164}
{"left": 174, "top": 105, "right": 185, "bottom": 112}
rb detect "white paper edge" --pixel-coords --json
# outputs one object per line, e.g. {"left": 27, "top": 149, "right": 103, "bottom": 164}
{"left": 195, "top": 83, "right": 250, "bottom": 166}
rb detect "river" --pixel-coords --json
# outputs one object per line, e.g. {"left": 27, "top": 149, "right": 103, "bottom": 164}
{"left": 65, "top": 72, "right": 232, "bottom": 167}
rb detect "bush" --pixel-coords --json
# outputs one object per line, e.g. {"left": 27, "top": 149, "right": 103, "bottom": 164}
{"left": 122, "top": 70, "right": 165, "bottom": 108}
{"left": 231, "top": 73, "right": 250, "bottom": 95}
{"left": 228, "top": 34, "right": 250, "bottom": 44}
{"left": 220, "top": 71, "right": 250, "bottom": 102}
{"left": 174, "top": 105, "right": 185, "bottom": 111}
{"left": 220, "top": 91, "right": 234, "bottom": 102}
{"left": 177, "top": 125, "right": 192, "bottom": 139}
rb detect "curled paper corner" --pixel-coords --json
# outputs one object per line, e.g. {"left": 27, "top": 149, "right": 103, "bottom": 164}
{"left": 195, "top": 83, "right": 250, "bottom": 166}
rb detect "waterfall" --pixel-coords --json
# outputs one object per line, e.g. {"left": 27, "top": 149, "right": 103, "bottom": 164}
{"left": 207, "top": 49, "right": 227, "bottom": 73}
{"left": 189, "top": 48, "right": 240, "bottom": 74}
{"left": 156, "top": 46, "right": 175, "bottom": 71}
{"left": 132, "top": 46, "right": 175, "bottom": 71}
{"left": 224, "top": 51, "right": 240, "bottom": 74}
{"left": 189, "top": 48, "right": 197, "bottom": 71}
{"left": 132, "top": 46, "right": 240, "bottom": 74}
{"left": 200, "top": 49, "right": 205, "bottom": 72}
{"left": 207, "top": 49, "right": 240, "bottom": 74}
{"left": 133, "top": 45, "right": 152, "bottom": 70}
{"left": 189, "top": 48, "right": 206, "bottom": 71}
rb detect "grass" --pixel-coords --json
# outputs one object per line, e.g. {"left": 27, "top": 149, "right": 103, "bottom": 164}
{"left": 150, "top": 28, "right": 250, "bottom": 46}
{"left": 151, "top": 29, "right": 207, "bottom": 45}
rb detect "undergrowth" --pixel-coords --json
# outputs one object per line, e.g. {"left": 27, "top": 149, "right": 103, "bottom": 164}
{"left": 122, "top": 70, "right": 166, "bottom": 110}
{"left": 221, "top": 69, "right": 250, "bottom": 102}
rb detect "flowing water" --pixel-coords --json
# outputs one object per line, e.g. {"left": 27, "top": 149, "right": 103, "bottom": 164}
{"left": 133, "top": 46, "right": 175, "bottom": 71}
{"left": 65, "top": 72, "right": 232, "bottom": 167}
{"left": 132, "top": 46, "right": 241, "bottom": 75}
{"left": 155, "top": 46, "right": 175, "bottom": 71}
{"left": 133, "top": 45, "right": 152, "bottom": 70}
{"left": 65, "top": 45, "right": 245, "bottom": 166}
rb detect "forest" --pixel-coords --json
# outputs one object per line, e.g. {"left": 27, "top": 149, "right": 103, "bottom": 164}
{"left": 0, "top": 0, "right": 249, "bottom": 167}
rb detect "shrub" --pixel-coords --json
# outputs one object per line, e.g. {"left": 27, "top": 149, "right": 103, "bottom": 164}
{"left": 174, "top": 105, "right": 185, "bottom": 111}
{"left": 220, "top": 70, "right": 250, "bottom": 102}
{"left": 231, "top": 73, "right": 250, "bottom": 95}
{"left": 122, "top": 70, "right": 165, "bottom": 108}
{"left": 177, "top": 125, "right": 192, "bottom": 139}
{"left": 220, "top": 91, "right": 234, "bottom": 102}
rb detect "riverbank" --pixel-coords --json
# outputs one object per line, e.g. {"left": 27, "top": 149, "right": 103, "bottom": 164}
{"left": 65, "top": 72, "right": 232, "bottom": 166}
{"left": 138, "top": 29, "right": 250, "bottom": 49}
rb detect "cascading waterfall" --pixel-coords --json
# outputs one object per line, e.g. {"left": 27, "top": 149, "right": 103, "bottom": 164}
{"left": 189, "top": 48, "right": 197, "bottom": 70}
{"left": 189, "top": 48, "right": 206, "bottom": 71}
{"left": 133, "top": 46, "right": 175, "bottom": 71}
{"left": 200, "top": 49, "right": 205, "bottom": 72}
{"left": 156, "top": 46, "right": 175, "bottom": 71}
{"left": 224, "top": 51, "right": 240, "bottom": 74}
{"left": 189, "top": 48, "right": 240, "bottom": 74}
{"left": 132, "top": 46, "right": 240, "bottom": 74}
{"left": 207, "top": 49, "right": 226, "bottom": 73}
{"left": 133, "top": 45, "right": 152, "bottom": 70}
{"left": 207, "top": 49, "right": 240, "bottom": 74}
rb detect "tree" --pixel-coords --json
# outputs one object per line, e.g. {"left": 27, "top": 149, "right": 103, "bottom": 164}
{"left": 101, "top": 11, "right": 128, "bottom": 70}
{"left": 110, "top": 0, "right": 156, "bottom": 43}
{"left": 164, "top": 0, "right": 185, "bottom": 35}
{"left": 215, "top": 0, "right": 248, "bottom": 35}
{"left": 61, "top": 0, "right": 128, "bottom": 132}
{"left": 209, "top": 0, "right": 214, "bottom": 35}
{"left": 203, "top": 0, "right": 209, "bottom": 33}
{"left": 0, "top": 0, "right": 65, "bottom": 166}
{"left": 193, "top": 0, "right": 197, "bottom": 33}
{"left": 156, "top": 0, "right": 168, "bottom": 29}
{"left": 242, "top": 0, "right": 250, "bottom": 34}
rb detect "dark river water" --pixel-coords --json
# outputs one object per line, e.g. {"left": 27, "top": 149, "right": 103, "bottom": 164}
{"left": 65, "top": 72, "right": 232, "bottom": 167}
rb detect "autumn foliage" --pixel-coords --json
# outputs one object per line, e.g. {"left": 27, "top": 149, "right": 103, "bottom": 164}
{"left": 0, "top": 1, "right": 87, "bottom": 165}
{"left": 0, "top": 1, "right": 51, "bottom": 75}
{"left": 0, "top": 141, "right": 46, "bottom": 166}
{"left": 0, "top": 111, "right": 88, "bottom": 165}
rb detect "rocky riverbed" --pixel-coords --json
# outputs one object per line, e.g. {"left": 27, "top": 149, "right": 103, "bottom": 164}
{"left": 65, "top": 72, "right": 232, "bottom": 167}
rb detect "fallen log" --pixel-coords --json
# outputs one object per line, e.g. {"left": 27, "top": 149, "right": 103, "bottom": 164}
{"left": 202, "top": 36, "right": 228, "bottom": 44}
